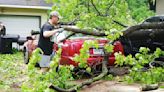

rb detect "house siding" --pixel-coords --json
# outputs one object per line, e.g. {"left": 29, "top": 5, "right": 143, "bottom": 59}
{"left": 0, "top": 8, "right": 48, "bottom": 26}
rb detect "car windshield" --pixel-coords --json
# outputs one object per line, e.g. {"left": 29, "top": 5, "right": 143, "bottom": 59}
{"left": 52, "top": 30, "right": 94, "bottom": 43}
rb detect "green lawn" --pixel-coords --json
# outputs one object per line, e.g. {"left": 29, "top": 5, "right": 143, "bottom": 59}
{"left": 0, "top": 51, "right": 27, "bottom": 92}
{"left": 0, "top": 51, "right": 164, "bottom": 92}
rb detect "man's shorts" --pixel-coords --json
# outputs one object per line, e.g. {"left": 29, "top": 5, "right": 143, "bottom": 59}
{"left": 38, "top": 52, "right": 55, "bottom": 67}
{"left": 38, "top": 54, "right": 51, "bottom": 67}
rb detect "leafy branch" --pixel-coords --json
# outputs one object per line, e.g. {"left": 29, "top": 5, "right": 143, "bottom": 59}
{"left": 90, "top": 0, "right": 102, "bottom": 16}
{"left": 49, "top": 50, "right": 109, "bottom": 92}
{"left": 115, "top": 47, "right": 164, "bottom": 90}
{"left": 105, "top": 0, "right": 115, "bottom": 16}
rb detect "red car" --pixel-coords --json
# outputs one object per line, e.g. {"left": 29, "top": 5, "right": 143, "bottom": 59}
{"left": 23, "top": 30, "right": 124, "bottom": 67}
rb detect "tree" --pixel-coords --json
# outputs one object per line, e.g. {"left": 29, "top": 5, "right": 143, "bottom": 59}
{"left": 46, "top": 0, "right": 133, "bottom": 31}
{"left": 32, "top": 0, "right": 158, "bottom": 92}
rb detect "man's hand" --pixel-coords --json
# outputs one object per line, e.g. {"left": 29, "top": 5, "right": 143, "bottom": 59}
{"left": 54, "top": 28, "right": 64, "bottom": 33}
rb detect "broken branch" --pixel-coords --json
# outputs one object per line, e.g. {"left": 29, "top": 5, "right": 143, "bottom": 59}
{"left": 63, "top": 27, "right": 106, "bottom": 36}
{"left": 123, "top": 22, "right": 164, "bottom": 36}
{"left": 49, "top": 52, "right": 109, "bottom": 92}
{"left": 63, "top": 22, "right": 164, "bottom": 37}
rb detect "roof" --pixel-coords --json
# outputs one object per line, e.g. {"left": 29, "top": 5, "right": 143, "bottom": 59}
{"left": 0, "top": 5, "right": 51, "bottom": 10}
{"left": 0, "top": 0, "right": 52, "bottom": 10}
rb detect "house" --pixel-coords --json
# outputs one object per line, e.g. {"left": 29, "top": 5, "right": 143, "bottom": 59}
{"left": 156, "top": 0, "right": 164, "bottom": 15}
{"left": 0, "top": 0, "right": 52, "bottom": 37}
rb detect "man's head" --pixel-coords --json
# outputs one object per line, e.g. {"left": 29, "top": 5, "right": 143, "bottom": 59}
{"left": 49, "top": 11, "right": 61, "bottom": 25}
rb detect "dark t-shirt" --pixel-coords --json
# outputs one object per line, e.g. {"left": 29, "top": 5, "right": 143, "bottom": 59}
{"left": 38, "top": 22, "right": 55, "bottom": 55}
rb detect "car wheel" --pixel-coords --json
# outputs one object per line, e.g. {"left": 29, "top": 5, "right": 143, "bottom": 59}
{"left": 23, "top": 47, "right": 29, "bottom": 64}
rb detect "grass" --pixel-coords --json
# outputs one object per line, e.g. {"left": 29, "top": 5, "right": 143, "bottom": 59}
{"left": 0, "top": 50, "right": 164, "bottom": 92}
{"left": 0, "top": 51, "right": 27, "bottom": 92}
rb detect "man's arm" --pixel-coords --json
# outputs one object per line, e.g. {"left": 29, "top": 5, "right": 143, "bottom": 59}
{"left": 43, "top": 28, "right": 63, "bottom": 38}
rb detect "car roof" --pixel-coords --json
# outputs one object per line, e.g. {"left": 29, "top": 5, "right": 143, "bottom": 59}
{"left": 143, "top": 16, "right": 164, "bottom": 23}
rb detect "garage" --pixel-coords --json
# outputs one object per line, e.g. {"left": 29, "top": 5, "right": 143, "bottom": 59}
{"left": 0, "top": 15, "right": 41, "bottom": 37}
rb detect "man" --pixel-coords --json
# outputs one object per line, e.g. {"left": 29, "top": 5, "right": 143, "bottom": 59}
{"left": 38, "top": 11, "right": 63, "bottom": 68}
{"left": 38, "top": 11, "right": 63, "bottom": 55}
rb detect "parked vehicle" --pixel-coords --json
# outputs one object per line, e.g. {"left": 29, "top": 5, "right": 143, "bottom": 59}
{"left": 23, "top": 30, "right": 124, "bottom": 66}
{"left": 23, "top": 16, "right": 164, "bottom": 67}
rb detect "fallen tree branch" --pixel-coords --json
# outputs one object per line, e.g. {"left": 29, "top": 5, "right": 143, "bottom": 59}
{"left": 30, "top": 22, "right": 164, "bottom": 40}
{"left": 63, "top": 27, "right": 106, "bottom": 36}
{"left": 49, "top": 52, "right": 109, "bottom": 92}
{"left": 123, "top": 22, "right": 164, "bottom": 36}
{"left": 63, "top": 22, "right": 164, "bottom": 37}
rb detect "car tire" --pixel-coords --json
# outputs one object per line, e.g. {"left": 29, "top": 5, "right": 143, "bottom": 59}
{"left": 23, "top": 47, "right": 30, "bottom": 64}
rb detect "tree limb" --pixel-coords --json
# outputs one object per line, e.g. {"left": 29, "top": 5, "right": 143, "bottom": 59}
{"left": 63, "top": 26, "right": 106, "bottom": 36}
{"left": 30, "top": 22, "right": 164, "bottom": 40}
{"left": 105, "top": 0, "right": 115, "bottom": 16}
{"left": 113, "top": 20, "right": 128, "bottom": 28}
{"left": 63, "top": 22, "right": 164, "bottom": 37}
{"left": 49, "top": 52, "right": 109, "bottom": 92}
{"left": 123, "top": 22, "right": 164, "bottom": 36}
{"left": 87, "top": 0, "right": 90, "bottom": 13}
{"left": 90, "top": 0, "right": 102, "bottom": 16}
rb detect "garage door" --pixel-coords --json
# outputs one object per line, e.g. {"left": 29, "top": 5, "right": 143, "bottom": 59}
{"left": 0, "top": 15, "right": 40, "bottom": 37}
